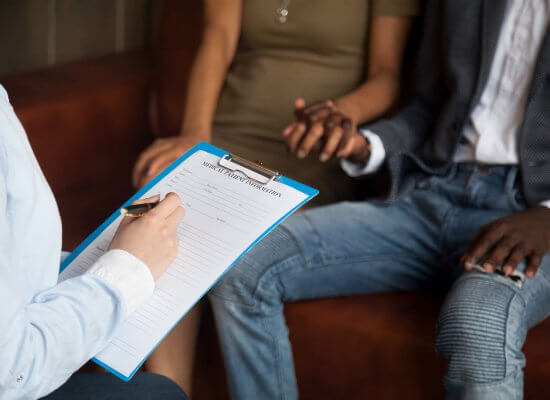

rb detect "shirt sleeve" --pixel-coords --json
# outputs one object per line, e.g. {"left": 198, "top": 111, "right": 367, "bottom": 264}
{"left": 539, "top": 200, "right": 550, "bottom": 208}
{"left": 372, "top": 0, "right": 423, "bottom": 17}
{"left": 0, "top": 174, "right": 154, "bottom": 398}
{"left": 88, "top": 249, "right": 154, "bottom": 315}
{"left": 340, "top": 129, "right": 387, "bottom": 177}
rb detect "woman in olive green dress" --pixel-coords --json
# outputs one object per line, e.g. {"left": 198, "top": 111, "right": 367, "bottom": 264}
{"left": 133, "top": 0, "right": 421, "bottom": 395}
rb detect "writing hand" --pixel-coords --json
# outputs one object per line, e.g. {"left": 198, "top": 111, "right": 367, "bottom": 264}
{"left": 110, "top": 193, "right": 185, "bottom": 279}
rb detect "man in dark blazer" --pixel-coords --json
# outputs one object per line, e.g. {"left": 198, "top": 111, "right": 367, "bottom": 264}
{"left": 208, "top": 1, "right": 550, "bottom": 399}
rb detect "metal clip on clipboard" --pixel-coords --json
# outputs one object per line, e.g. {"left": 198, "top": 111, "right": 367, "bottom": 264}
{"left": 218, "top": 154, "right": 280, "bottom": 185}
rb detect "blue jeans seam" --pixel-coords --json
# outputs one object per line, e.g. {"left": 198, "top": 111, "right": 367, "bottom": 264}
{"left": 255, "top": 253, "right": 432, "bottom": 313}
{"left": 260, "top": 310, "right": 288, "bottom": 400}
{"left": 209, "top": 252, "right": 425, "bottom": 309}
{"left": 439, "top": 205, "right": 459, "bottom": 256}
{"left": 443, "top": 369, "right": 522, "bottom": 390}
{"left": 299, "top": 212, "right": 327, "bottom": 264}
{"left": 502, "top": 289, "right": 527, "bottom": 383}
{"left": 458, "top": 273, "right": 528, "bottom": 305}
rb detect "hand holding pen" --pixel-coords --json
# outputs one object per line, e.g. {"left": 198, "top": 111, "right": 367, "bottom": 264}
{"left": 110, "top": 193, "right": 185, "bottom": 280}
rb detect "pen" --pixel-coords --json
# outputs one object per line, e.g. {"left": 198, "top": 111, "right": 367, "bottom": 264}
{"left": 120, "top": 201, "right": 159, "bottom": 217}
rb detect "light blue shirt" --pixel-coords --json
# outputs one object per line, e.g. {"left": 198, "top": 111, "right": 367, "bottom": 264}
{"left": 0, "top": 85, "right": 154, "bottom": 399}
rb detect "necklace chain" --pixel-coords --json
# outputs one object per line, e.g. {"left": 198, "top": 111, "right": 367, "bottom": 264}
{"left": 276, "top": 0, "right": 291, "bottom": 24}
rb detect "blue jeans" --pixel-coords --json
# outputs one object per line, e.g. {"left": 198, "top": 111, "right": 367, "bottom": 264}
{"left": 208, "top": 164, "right": 550, "bottom": 400}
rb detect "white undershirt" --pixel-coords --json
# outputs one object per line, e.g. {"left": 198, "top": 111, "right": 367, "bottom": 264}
{"left": 455, "top": 0, "right": 550, "bottom": 163}
{"left": 343, "top": 0, "right": 550, "bottom": 204}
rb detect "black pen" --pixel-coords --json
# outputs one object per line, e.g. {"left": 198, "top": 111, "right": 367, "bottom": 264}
{"left": 120, "top": 201, "right": 159, "bottom": 217}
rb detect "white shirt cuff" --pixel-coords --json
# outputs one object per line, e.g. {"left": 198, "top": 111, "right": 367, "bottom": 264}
{"left": 539, "top": 200, "right": 550, "bottom": 208}
{"left": 87, "top": 249, "right": 154, "bottom": 316}
{"left": 340, "top": 129, "right": 386, "bottom": 177}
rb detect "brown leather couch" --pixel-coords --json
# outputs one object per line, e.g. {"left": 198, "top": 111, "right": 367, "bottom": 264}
{"left": 2, "top": 1, "right": 548, "bottom": 398}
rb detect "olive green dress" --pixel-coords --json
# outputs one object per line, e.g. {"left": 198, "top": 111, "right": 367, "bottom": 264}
{"left": 212, "top": 0, "right": 421, "bottom": 205}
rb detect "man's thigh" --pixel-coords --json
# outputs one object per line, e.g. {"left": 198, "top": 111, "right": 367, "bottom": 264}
{"left": 43, "top": 373, "right": 187, "bottom": 400}
{"left": 211, "top": 197, "right": 449, "bottom": 307}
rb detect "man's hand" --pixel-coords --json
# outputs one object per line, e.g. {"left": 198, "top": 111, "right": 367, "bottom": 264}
{"left": 462, "top": 206, "right": 550, "bottom": 278}
{"left": 132, "top": 134, "right": 204, "bottom": 189}
{"left": 283, "top": 98, "right": 371, "bottom": 164}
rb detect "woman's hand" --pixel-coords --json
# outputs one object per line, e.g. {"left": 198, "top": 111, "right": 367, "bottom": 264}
{"left": 109, "top": 193, "right": 185, "bottom": 280}
{"left": 283, "top": 98, "right": 371, "bottom": 164}
{"left": 132, "top": 135, "right": 203, "bottom": 189}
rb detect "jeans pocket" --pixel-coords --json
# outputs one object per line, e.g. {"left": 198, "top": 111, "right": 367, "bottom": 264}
{"left": 416, "top": 165, "right": 457, "bottom": 190}
{"left": 506, "top": 187, "right": 527, "bottom": 212}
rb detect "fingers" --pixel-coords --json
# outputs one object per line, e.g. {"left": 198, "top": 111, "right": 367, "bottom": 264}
{"left": 282, "top": 122, "right": 296, "bottom": 137}
{"left": 149, "top": 192, "right": 181, "bottom": 219}
{"left": 132, "top": 140, "right": 173, "bottom": 186}
{"left": 287, "top": 122, "right": 307, "bottom": 152}
{"left": 337, "top": 132, "right": 359, "bottom": 158}
{"left": 166, "top": 206, "right": 185, "bottom": 231}
{"left": 294, "top": 98, "right": 323, "bottom": 119}
{"left": 319, "top": 126, "right": 343, "bottom": 162}
{"left": 132, "top": 194, "right": 161, "bottom": 205}
{"left": 463, "top": 224, "right": 507, "bottom": 272}
{"left": 147, "top": 150, "right": 179, "bottom": 179}
{"left": 482, "top": 235, "right": 520, "bottom": 272}
{"left": 297, "top": 122, "right": 325, "bottom": 158}
{"left": 294, "top": 97, "right": 306, "bottom": 114}
{"left": 525, "top": 253, "right": 543, "bottom": 278}
{"left": 302, "top": 103, "right": 334, "bottom": 126}
{"left": 119, "top": 194, "right": 162, "bottom": 227}
{"left": 302, "top": 99, "right": 333, "bottom": 115}
{"left": 502, "top": 243, "right": 526, "bottom": 275}
{"left": 319, "top": 113, "right": 346, "bottom": 161}
{"left": 334, "top": 116, "right": 352, "bottom": 155}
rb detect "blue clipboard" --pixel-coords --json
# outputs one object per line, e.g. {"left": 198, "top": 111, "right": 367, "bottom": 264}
{"left": 60, "top": 142, "right": 318, "bottom": 381}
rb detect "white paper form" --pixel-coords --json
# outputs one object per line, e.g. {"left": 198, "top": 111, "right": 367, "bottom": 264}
{"left": 58, "top": 146, "right": 314, "bottom": 379}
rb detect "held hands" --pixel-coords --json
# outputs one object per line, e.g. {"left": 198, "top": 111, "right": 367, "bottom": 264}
{"left": 110, "top": 193, "right": 185, "bottom": 280}
{"left": 462, "top": 206, "right": 550, "bottom": 279}
{"left": 132, "top": 134, "right": 204, "bottom": 189}
{"left": 283, "top": 98, "right": 371, "bottom": 164}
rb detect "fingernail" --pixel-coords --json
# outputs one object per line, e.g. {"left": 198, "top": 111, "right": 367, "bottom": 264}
{"left": 503, "top": 265, "right": 512, "bottom": 275}
{"left": 282, "top": 127, "right": 291, "bottom": 136}
{"left": 319, "top": 154, "right": 329, "bottom": 162}
{"left": 297, "top": 150, "right": 306, "bottom": 159}
{"left": 483, "top": 262, "right": 494, "bottom": 272}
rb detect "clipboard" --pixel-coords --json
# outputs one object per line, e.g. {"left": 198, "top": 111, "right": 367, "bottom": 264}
{"left": 59, "top": 142, "right": 318, "bottom": 381}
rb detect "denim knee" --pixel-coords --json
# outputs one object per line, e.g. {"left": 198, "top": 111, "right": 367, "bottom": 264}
{"left": 209, "top": 224, "right": 303, "bottom": 310}
{"left": 436, "top": 273, "right": 527, "bottom": 385}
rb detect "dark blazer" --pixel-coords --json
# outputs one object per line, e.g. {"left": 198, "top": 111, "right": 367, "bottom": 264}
{"left": 368, "top": 0, "right": 550, "bottom": 206}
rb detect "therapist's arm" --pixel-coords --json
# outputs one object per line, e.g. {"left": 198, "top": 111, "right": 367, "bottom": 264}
{"left": 0, "top": 191, "right": 184, "bottom": 398}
